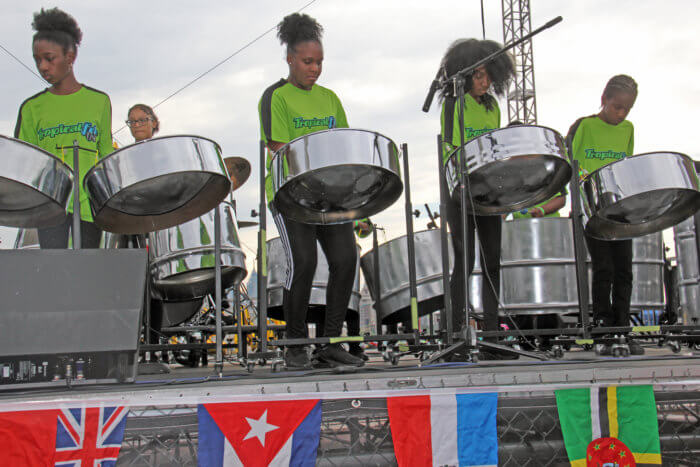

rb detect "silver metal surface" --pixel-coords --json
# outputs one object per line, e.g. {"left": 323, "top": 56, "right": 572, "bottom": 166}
{"left": 266, "top": 237, "right": 361, "bottom": 321}
{"left": 582, "top": 152, "right": 700, "bottom": 240}
{"left": 674, "top": 213, "right": 700, "bottom": 323}
{"left": 445, "top": 125, "right": 571, "bottom": 215}
{"left": 0, "top": 135, "right": 73, "bottom": 228}
{"left": 271, "top": 129, "right": 403, "bottom": 224}
{"left": 148, "top": 202, "right": 246, "bottom": 301}
{"left": 84, "top": 135, "right": 231, "bottom": 234}
{"left": 10, "top": 228, "right": 39, "bottom": 249}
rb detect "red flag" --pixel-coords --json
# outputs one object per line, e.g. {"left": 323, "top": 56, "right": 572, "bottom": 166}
{"left": 0, "top": 409, "right": 59, "bottom": 466}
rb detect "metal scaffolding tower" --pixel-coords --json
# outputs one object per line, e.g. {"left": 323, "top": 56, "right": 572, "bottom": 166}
{"left": 501, "top": 0, "right": 538, "bottom": 124}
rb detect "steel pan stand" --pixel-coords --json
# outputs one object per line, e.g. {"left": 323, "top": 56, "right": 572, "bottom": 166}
{"left": 569, "top": 160, "right": 592, "bottom": 341}
{"left": 54, "top": 140, "right": 84, "bottom": 249}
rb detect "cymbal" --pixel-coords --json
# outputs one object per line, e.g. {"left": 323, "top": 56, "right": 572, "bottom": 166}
{"left": 238, "top": 219, "right": 259, "bottom": 228}
{"left": 224, "top": 156, "right": 251, "bottom": 191}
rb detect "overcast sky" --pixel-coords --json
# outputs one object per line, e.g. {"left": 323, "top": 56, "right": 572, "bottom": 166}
{"left": 2, "top": 0, "right": 699, "bottom": 276}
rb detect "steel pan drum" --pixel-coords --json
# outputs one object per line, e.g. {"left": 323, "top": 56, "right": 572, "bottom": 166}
{"left": 271, "top": 129, "right": 403, "bottom": 224}
{"left": 673, "top": 213, "right": 700, "bottom": 323}
{"left": 84, "top": 135, "right": 230, "bottom": 234}
{"left": 445, "top": 125, "right": 570, "bottom": 215}
{"left": 581, "top": 152, "right": 700, "bottom": 240}
{"left": 148, "top": 202, "right": 246, "bottom": 301}
{"left": 0, "top": 135, "right": 73, "bottom": 228}
{"left": 266, "top": 237, "right": 361, "bottom": 322}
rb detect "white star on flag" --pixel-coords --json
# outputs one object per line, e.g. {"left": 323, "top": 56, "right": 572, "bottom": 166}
{"left": 243, "top": 409, "right": 279, "bottom": 446}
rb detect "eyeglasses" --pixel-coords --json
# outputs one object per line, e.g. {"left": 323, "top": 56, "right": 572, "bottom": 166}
{"left": 125, "top": 118, "right": 151, "bottom": 127}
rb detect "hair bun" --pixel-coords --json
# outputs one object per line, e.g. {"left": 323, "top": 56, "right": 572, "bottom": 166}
{"left": 32, "top": 7, "right": 82, "bottom": 48}
{"left": 277, "top": 13, "right": 323, "bottom": 50}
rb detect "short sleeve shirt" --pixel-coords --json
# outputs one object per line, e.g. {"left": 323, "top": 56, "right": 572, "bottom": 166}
{"left": 440, "top": 92, "right": 500, "bottom": 165}
{"left": 258, "top": 79, "right": 348, "bottom": 202}
{"left": 14, "top": 86, "right": 113, "bottom": 221}
{"left": 569, "top": 116, "right": 634, "bottom": 176}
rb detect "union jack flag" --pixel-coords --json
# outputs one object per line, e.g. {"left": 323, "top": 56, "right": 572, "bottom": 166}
{"left": 54, "top": 406, "right": 129, "bottom": 466}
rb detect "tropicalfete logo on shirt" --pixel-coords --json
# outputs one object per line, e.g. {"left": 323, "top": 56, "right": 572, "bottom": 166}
{"left": 464, "top": 127, "right": 492, "bottom": 140}
{"left": 293, "top": 116, "right": 337, "bottom": 130}
{"left": 584, "top": 148, "right": 627, "bottom": 161}
{"left": 37, "top": 122, "right": 99, "bottom": 143}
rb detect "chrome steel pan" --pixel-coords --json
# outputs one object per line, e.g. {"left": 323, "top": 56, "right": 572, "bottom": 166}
{"left": 445, "top": 125, "right": 570, "bottom": 215}
{"left": 148, "top": 202, "right": 246, "bottom": 301}
{"left": 0, "top": 135, "right": 73, "bottom": 228}
{"left": 581, "top": 152, "right": 700, "bottom": 240}
{"left": 84, "top": 135, "right": 231, "bottom": 234}
{"left": 266, "top": 237, "right": 361, "bottom": 322}
{"left": 673, "top": 213, "right": 700, "bottom": 323}
{"left": 271, "top": 128, "right": 403, "bottom": 224}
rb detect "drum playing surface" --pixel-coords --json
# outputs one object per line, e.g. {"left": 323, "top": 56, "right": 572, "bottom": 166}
{"left": 271, "top": 129, "right": 403, "bottom": 224}
{"left": 446, "top": 125, "right": 571, "bottom": 215}
{"left": 0, "top": 136, "right": 73, "bottom": 228}
{"left": 84, "top": 135, "right": 231, "bottom": 234}
{"left": 582, "top": 151, "right": 700, "bottom": 240}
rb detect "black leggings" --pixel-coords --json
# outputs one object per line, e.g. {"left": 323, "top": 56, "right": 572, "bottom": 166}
{"left": 446, "top": 191, "right": 502, "bottom": 332}
{"left": 38, "top": 215, "right": 102, "bottom": 249}
{"left": 585, "top": 234, "right": 633, "bottom": 327}
{"left": 272, "top": 211, "right": 357, "bottom": 339}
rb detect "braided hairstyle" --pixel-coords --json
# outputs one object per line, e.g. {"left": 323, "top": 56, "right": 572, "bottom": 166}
{"left": 439, "top": 38, "right": 515, "bottom": 111}
{"left": 603, "top": 74, "right": 638, "bottom": 100}
{"left": 32, "top": 7, "right": 82, "bottom": 53}
{"left": 277, "top": 13, "right": 323, "bottom": 53}
{"left": 128, "top": 104, "right": 160, "bottom": 135}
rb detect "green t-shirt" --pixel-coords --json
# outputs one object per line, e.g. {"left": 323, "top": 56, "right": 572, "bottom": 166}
{"left": 440, "top": 92, "right": 500, "bottom": 165}
{"left": 568, "top": 115, "right": 634, "bottom": 176}
{"left": 14, "top": 86, "right": 113, "bottom": 222}
{"left": 258, "top": 79, "right": 349, "bottom": 203}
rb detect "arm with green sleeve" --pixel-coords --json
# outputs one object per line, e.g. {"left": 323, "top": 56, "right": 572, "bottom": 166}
{"left": 97, "top": 96, "right": 114, "bottom": 158}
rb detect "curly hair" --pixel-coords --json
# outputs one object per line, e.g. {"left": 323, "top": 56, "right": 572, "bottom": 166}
{"left": 128, "top": 104, "right": 160, "bottom": 135}
{"left": 32, "top": 7, "right": 82, "bottom": 53}
{"left": 439, "top": 38, "right": 514, "bottom": 111}
{"left": 277, "top": 13, "right": 323, "bottom": 53}
{"left": 603, "top": 74, "right": 638, "bottom": 100}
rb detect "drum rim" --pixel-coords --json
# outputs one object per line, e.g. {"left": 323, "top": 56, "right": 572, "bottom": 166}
{"left": 446, "top": 123, "right": 565, "bottom": 159}
{"left": 271, "top": 127, "right": 398, "bottom": 162}
{"left": 582, "top": 150, "right": 696, "bottom": 181}
{"left": 83, "top": 134, "right": 223, "bottom": 180}
{"left": 0, "top": 134, "right": 74, "bottom": 174}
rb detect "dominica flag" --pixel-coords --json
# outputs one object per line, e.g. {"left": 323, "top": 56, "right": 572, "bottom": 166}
{"left": 555, "top": 385, "right": 661, "bottom": 466}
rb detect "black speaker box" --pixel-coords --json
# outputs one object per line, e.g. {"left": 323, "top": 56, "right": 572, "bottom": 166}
{"left": 0, "top": 249, "right": 147, "bottom": 389}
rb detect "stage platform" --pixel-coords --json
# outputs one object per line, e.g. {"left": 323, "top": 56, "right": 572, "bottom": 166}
{"left": 0, "top": 344, "right": 698, "bottom": 466}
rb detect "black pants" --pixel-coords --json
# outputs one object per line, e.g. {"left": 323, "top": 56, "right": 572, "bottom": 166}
{"left": 38, "top": 215, "right": 102, "bottom": 249}
{"left": 585, "top": 234, "right": 633, "bottom": 327}
{"left": 446, "top": 191, "right": 502, "bottom": 332}
{"left": 272, "top": 211, "right": 357, "bottom": 339}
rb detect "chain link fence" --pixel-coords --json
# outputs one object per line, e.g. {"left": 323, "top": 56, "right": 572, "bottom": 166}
{"left": 116, "top": 390, "right": 699, "bottom": 466}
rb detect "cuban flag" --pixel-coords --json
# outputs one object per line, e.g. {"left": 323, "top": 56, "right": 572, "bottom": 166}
{"left": 387, "top": 392, "right": 498, "bottom": 467}
{"left": 54, "top": 406, "right": 129, "bottom": 466}
{"left": 198, "top": 399, "right": 321, "bottom": 467}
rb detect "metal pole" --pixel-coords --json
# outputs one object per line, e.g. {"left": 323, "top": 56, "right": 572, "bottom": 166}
{"left": 214, "top": 204, "right": 223, "bottom": 375}
{"left": 235, "top": 286, "right": 245, "bottom": 359}
{"left": 71, "top": 140, "right": 81, "bottom": 249}
{"left": 257, "top": 140, "right": 269, "bottom": 354}
{"left": 437, "top": 134, "right": 454, "bottom": 344}
{"left": 372, "top": 225, "right": 382, "bottom": 335}
{"left": 456, "top": 78, "right": 471, "bottom": 339}
{"left": 570, "top": 159, "right": 591, "bottom": 337}
{"left": 401, "top": 143, "right": 419, "bottom": 336}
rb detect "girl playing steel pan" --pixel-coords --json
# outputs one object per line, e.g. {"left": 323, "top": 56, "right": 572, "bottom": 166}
{"left": 439, "top": 39, "right": 514, "bottom": 359}
{"left": 14, "top": 7, "right": 113, "bottom": 249}
{"left": 566, "top": 75, "right": 643, "bottom": 355}
{"left": 258, "top": 13, "right": 363, "bottom": 369}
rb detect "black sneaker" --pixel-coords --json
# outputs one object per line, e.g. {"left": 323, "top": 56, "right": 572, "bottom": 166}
{"left": 316, "top": 344, "right": 364, "bottom": 367}
{"left": 628, "top": 340, "right": 645, "bottom": 355}
{"left": 596, "top": 343, "right": 612, "bottom": 356}
{"left": 285, "top": 346, "right": 312, "bottom": 370}
{"left": 349, "top": 344, "right": 369, "bottom": 362}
